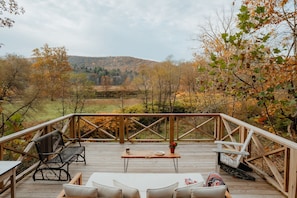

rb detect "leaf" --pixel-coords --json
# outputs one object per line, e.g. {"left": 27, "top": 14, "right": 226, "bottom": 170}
{"left": 273, "top": 48, "right": 281, "bottom": 54}
{"left": 221, "top": 33, "right": 228, "bottom": 42}
{"left": 210, "top": 53, "right": 217, "bottom": 62}
{"left": 289, "top": 99, "right": 296, "bottom": 106}
{"left": 255, "top": 6, "right": 265, "bottom": 14}
{"left": 267, "top": 87, "right": 274, "bottom": 92}
{"left": 275, "top": 56, "right": 284, "bottom": 64}
{"left": 254, "top": 67, "right": 261, "bottom": 73}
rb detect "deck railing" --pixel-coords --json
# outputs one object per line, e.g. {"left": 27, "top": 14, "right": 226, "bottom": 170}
{"left": 0, "top": 113, "right": 296, "bottom": 197}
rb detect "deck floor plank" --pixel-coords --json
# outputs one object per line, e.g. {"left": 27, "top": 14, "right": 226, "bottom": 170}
{"left": 0, "top": 142, "right": 285, "bottom": 198}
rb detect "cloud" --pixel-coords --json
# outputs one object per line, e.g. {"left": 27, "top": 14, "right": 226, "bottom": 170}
{"left": 0, "top": 0, "right": 238, "bottom": 61}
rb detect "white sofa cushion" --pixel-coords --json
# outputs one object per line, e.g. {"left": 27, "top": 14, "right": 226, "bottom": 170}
{"left": 113, "top": 179, "right": 140, "bottom": 198}
{"left": 191, "top": 185, "right": 227, "bottom": 198}
{"left": 92, "top": 181, "right": 122, "bottom": 198}
{"left": 86, "top": 173, "right": 204, "bottom": 198}
{"left": 63, "top": 184, "right": 97, "bottom": 198}
{"left": 173, "top": 182, "right": 204, "bottom": 198}
{"left": 146, "top": 182, "right": 178, "bottom": 198}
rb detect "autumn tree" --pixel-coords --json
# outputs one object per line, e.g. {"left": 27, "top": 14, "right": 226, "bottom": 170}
{"left": 0, "top": 54, "right": 38, "bottom": 136}
{"left": 151, "top": 59, "right": 181, "bottom": 113}
{"left": 196, "top": 4, "right": 244, "bottom": 115}
{"left": 67, "top": 73, "right": 94, "bottom": 114}
{"left": 240, "top": 0, "right": 297, "bottom": 139}
{"left": 132, "top": 60, "right": 182, "bottom": 113}
{"left": 199, "top": 1, "right": 297, "bottom": 139}
{"left": 179, "top": 61, "right": 203, "bottom": 112}
{"left": 101, "top": 75, "right": 112, "bottom": 97}
{"left": 133, "top": 65, "right": 153, "bottom": 112}
{"left": 31, "top": 44, "right": 72, "bottom": 101}
{"left": 0, "top": 55, "right": 30, "bottom": 100}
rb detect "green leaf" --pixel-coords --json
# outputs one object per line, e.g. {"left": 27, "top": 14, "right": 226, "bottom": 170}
{"left": 289, "top": 99, "right": 296, "bottom": 106}
{"left": 221, "top": 33, "right": 228, "bottom": 42}
{"left": 255, "top": 6, "right": 265, "bottom": 14}
{"left": 273, "top": 48, "right": 281, "bottom": 54}
{"left": 254, "top": 67, "right": 260, "bottom": 73}
{"left": 262, "top": 34, "right": 270, "bottom": 42}
{"left": 210, "top": 53, "right": 217, "bottom": 61}
{"left": 276, "top": 56, "right": 284, "bottom": 64}
{"left": 267, "top": 87, "right": 274, "bottom": 92}
{"left": 209, "top": 71, "right": 217, "bottom": 76}
{"left": 239, "top": 5, "right": 248, "bottom": 13}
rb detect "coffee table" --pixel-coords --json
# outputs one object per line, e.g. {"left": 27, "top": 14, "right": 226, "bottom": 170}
{"left": 121, "top": 150, "right": 180, "bottom": 173}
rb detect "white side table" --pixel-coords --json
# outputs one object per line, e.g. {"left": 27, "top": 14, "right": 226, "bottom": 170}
{"left": 0, "top": 161, "right": 21, "bottom": 198}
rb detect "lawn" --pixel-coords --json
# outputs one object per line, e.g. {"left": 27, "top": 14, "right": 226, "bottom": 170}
{"left": 3, "top": 98, "right": 142, "bottom": 125}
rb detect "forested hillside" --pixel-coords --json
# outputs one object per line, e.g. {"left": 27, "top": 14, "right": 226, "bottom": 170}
{"left": 68, "top": 56, "right": 158, "bottom": 71}
{"left": 68, "top": 56, "right": 159, "bottom": 86}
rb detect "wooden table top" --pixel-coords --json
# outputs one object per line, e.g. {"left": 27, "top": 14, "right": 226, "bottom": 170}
{"left": 121, "top": 150, "right": 180, "bottom": 158}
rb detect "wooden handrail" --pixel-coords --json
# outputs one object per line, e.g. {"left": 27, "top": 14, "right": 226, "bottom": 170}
{"left": 0, "top": 113, "right": 296, "bottom": 197}
{"left": 220, "top": 113, "right": 297, "bottom": 150}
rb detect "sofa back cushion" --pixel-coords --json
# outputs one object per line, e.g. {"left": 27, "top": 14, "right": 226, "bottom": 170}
{"left": 113, "top": 179, "right": 140, "bottom": 198}
{"left": 92, "top": 181, "right": 122, "bottom": 198}
{"left": 63, "top": 184, "right": 97, "bottom": 198}
{"left": 191, "top": 185, "right": 227, "bottom": 198}
{"left": 173, "top": 182, "right": 204, "bottom": 198}
{"left": 146, "top": 182, "right": 178, "bottom": 198}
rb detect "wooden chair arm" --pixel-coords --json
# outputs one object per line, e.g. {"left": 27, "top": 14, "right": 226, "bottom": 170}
{"left": 56, "top": 172, "right": 83, "bottom": 198}
{"left": 212, "top": 148, "right": 250, "bottom": 155}
{"left": 214, "top": 141, "right": 244, "bottom": 147}
{"left": 225, "top": 190, "right": 232, "bottom": 198}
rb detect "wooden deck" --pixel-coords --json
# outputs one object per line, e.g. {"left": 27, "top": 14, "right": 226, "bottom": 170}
{"left": 1, "top": 142, "right": 285, "bottom": 198}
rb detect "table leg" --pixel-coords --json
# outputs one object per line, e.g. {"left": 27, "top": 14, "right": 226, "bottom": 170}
{"left": 11, "top": 168, "right": 16, "bottom": 198}
{"left": 173, "top": 158, "right": 178, "bottom": 173}
{"left": 124, "top": 158, "right": 129, "bottom": 173}
{"left": 215, "top": 152, "right": 221, "bottom": 172}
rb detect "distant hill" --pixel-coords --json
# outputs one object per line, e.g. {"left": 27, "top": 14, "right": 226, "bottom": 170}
{"left": 68, "top": 55, "right": 158, "bottom": 71}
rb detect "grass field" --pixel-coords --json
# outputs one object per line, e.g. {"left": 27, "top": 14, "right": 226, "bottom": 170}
{"left": 3, "top": 98, "right": 142, "bottom": 125}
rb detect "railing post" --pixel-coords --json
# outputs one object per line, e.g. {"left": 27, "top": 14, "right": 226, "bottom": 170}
{"left": 77, "top": 115, "right": 81, "bottom": 139}
{"left": 215, "top": 116, "right": 223, "bottom": 140}
{"left": 169, "top": 115, "right": 174, "bottom": 143}
{"left": 288, "top": 148, "right": 297, "bottom": 198}
{"left": 0, "top": 143, "right": 3, "bottom": 190}
{"left": 0, "top": 143, "right": 3, "bottom": 160}
{"left": 119, "top": 115, "right": 125, "bottom": 144}
{"left": 239, "top": 126, "right": 246, "bottom": 144}
{"left": 69, "top": 115, "right": 75, "bottom": 138}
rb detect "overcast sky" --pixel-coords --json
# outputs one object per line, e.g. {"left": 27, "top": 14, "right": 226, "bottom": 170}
{"left": 0, "top": 0, "right": 238, "bottom": 62}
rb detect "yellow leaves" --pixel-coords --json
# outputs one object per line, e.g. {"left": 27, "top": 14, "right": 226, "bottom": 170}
{"left": 30, "top": 44, "right": 72, "bottom": 100}
{"left": 279, "top": 0, "right": 288, "bottom": 7}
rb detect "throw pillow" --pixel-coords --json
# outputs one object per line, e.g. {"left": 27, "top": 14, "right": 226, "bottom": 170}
{"left": 146, "top": 182, "right": 179, "bottom": 198}
{"left": 113, "top": 179, "right": 140, "bottom": 198}
{"left": 92, "top": 181, "right": 122, "bottom": 198}
{"left": 63, "top": 184, "right": 97, "bottom": 198}
{"left": 173, "top": 182, "right": 204, "bottom": 198}
{"left": 191, "top": 185, "right": 227, "bottom": 198}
